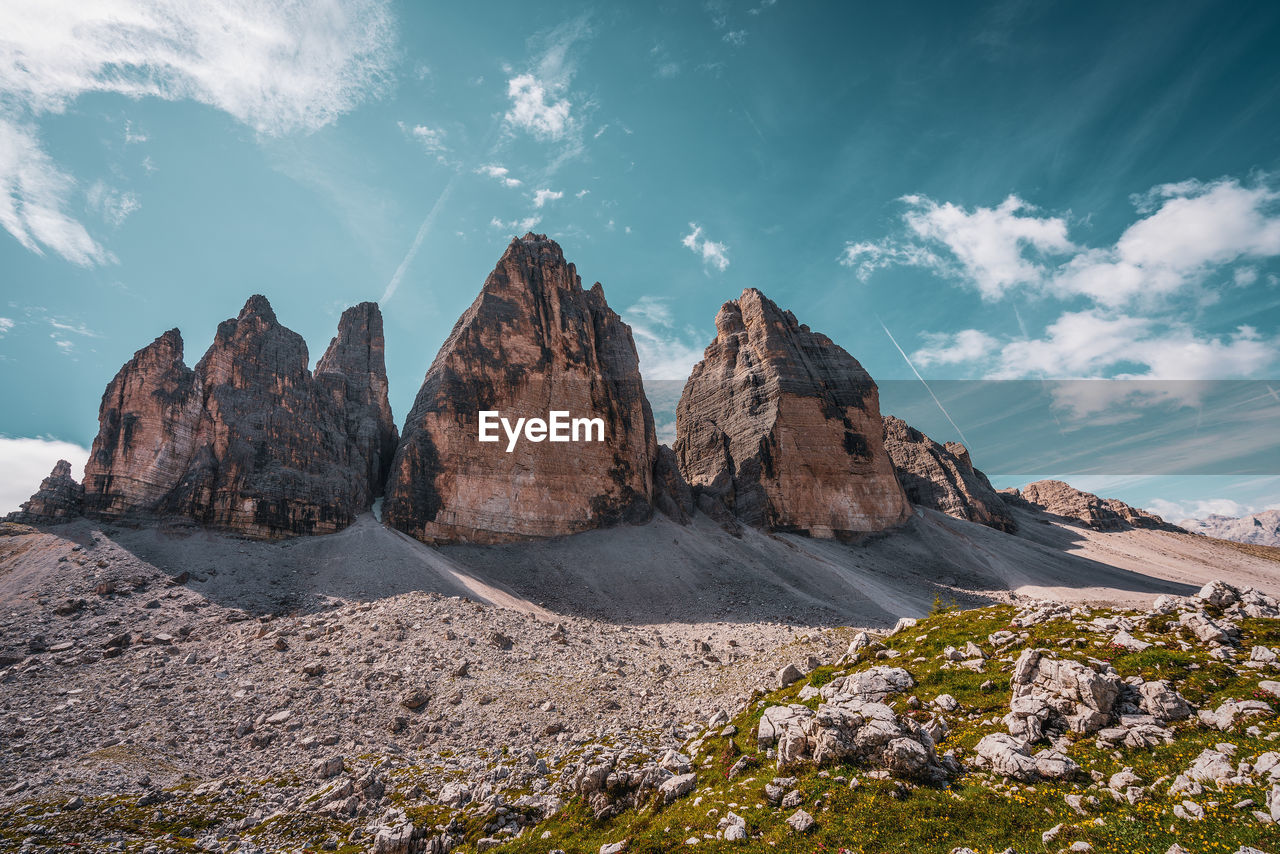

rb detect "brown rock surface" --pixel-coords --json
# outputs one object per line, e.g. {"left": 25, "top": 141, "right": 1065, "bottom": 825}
{"left": 673, "top": 288, "right": 909, "bottom": 536}
{"left": 316, "top": 302, "right": 401, "bottom": 500}
{"left": 6, "top": 460, "right": 84, "bottom": 524}
{"left": 1002, "top": 480, "right": 1182, "bottom": 532}
{"left": 83, "top": 296, "right": 396, "bottom": 538}
{"left": 383, "top": 234, "right": 657, "bottom": 544}
{"left": 881, "top": 415, "right": 1015, "bottom": 532}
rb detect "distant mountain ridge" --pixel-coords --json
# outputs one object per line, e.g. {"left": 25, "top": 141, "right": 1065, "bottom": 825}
{"left": 1181, "top": 509, "right": 1280, "bottom": 546}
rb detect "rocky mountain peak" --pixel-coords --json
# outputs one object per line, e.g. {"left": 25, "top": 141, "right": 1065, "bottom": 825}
{"left": 78, "top": 296, "right": 395, "bottom": 538}
{"left": 4, "top": 459, "right": 83, "bottom": 524}
{"left": 675, "top": 288, "right": 909, "bottom": 537}
{"left": 881, "top": 414, "right": 1016, "bottom": 532}
{"left": 1002, "top": 479, "right": 1182, "bottom": 533}
{"left": 384, "top": 236, "right": 656, "bottom": 544}
{"left": 238, "top": 293, "right": 277, "bottom": 322}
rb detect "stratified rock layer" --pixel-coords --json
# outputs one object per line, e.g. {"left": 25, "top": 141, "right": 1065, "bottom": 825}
{"left": 6, "top": 460, "right": 84, "bottom": 524}
{"left": 674, "top": 288, "right": 909, "bottom": 536}
{"left": 383, "top": 234, "right": 657, "bottom": 544}
{"left": 1001, "top": 480, "right": 1182, "bottom": 533}
{"left": 82, "top": 297, "right": 397, "bottom": 538}
{"left": 881, "top": 415, "right": 1015, "bottom": 532}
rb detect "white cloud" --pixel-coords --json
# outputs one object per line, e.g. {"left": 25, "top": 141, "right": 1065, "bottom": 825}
{"left": 850, "top": 175, "right": 1280, "bottom": 408}
{"left": 575, "top": 189, "right": 589, "bottom": 199}
{"left": 0, "top": 118, "right": 113, "bottom": 265}
{"left": 476, "top": 164, "right": 521, "bottom": 187}
{"left": 722, "top": 30, "right": 748, "bottom": 46}
{"left": 532, "top": 188, "right": 563, "bottom": 208}
{"left": 502, "top": 16, "right": 591, "bottom": 162}
{"left": 1146, "top": 497, "right": 1252, "bottom": 521}
{"left": 852, "top": 177, "right": 1280, "bottom": 308}
{"left": 898, "top": 194, "right": 1075, "bottom": 300}
{"left": 0, "top": 0, "right": 396, "bottom": 133}
{"left": 0, "top": 0, "right": 396, "bottom": 264}
{"left": 839, "top": 239, "right": 946, "bottom": 280}
{"left": 86, "top": 180, "right": 140, "bottom": 227}
{"left": 0, "top": 436, "right": 89, "bottom": 515}
{"left": 911, "top": 329, "right": 999, "bottom": 368}
{"left": 681, "top": 223, "right": 730, "bottom": 272}
{"left": 0, "top": 317, "right": 14, "bottom": 336}
{"left": 1051, "top": 179, "right": 1280, "bottom": 307}
{"left": 988, "top": 310, "right": 1273, "bottom": 382}
{"left": 505, "top": 73, "right": 571, "bottom": 140}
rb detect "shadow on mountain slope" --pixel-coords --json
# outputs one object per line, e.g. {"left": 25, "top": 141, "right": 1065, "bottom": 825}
{"left": 6, "top": 501, "right": 1260, "bottom": 626}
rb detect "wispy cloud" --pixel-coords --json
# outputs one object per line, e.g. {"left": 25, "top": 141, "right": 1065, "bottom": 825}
{"left": 501, "top": 16, "right": 592, "bottom": 170}
{"left": 491, "top": 215, "right": 542, "bottom": 233}
{"left": 0, "top": 0, "right": 397, "bottom": 265}
{"left": 624, "top": 296, "right": 705, "bottom": 382}
{"left": 0, "top": 318, "right": 14, "bottom": 336}
{"left": 399, "top": 122, "right": 450, "bottom": 162}
{"left": 86, "top": 180, "right": 140, "bottom": 227}
{"left": 123, "top": 120, "right": 147, "bottom": 144}
{"left": 681, "top": 223, "right": 730, "bottom": 272}
{"left": 476, "top": 164, "right": 522, "bottom": 187}
{"left": 0, "top": 118, "right": 114, "bottom": 265}
{"left": 48, "top": 318, "right": 100, "bottom": 338}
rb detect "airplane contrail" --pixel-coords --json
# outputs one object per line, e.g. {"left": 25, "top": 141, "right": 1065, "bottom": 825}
{"left": 380, "top": 177, "right": 456, "bottom": 305}
{"left": 878, "top": 318, "right": 973, "bottom": 448}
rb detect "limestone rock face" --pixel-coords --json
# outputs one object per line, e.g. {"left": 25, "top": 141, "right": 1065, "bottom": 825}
{"left": 673, "top": 288, "right": 909, "bottom": 537}
{"left": 315, "top": 302, "right": 401, "bottom": 500}
{"left": 83, "top": 296, "right": 396, "bottom": 538}
{"left": 881, "top": 415, "right": 1015, "bottom": 532}
{"left": 82, "top": 328, "right": 203, "bottom": 519}
{"left": 6, "top": 460, "right": 84, "bottom": 523}
{"left": 383, "top": 234, "right": 657, "bottom": 544}
{"left": 1002, "top": 480, "right": 1182, "bottom": 532}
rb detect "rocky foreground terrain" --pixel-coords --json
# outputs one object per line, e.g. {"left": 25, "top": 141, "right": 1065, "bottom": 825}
{"left": 2, "top": 516, "right": 1280, "bottom": 853}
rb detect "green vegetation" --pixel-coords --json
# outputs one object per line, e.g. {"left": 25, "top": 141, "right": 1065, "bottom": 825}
{"left": 3, "top": 603, "right": 1279, "bottom": 853}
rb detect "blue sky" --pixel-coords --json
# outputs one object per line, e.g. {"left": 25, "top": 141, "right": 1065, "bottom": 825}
{"left": 2, "top": 0, "right": 1280, "bottom": 520}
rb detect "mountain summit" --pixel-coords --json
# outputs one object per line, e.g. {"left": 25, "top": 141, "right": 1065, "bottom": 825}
{"left": 383, "top": 233, "right": 658, "bottom": 544}
{"left": 674, "top": 288, "right": 909, "bottom": 536}
{"left": 79, "top": 296, "right": 397, "bottom": 538}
